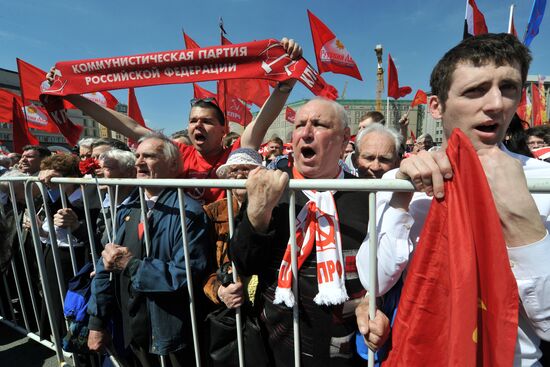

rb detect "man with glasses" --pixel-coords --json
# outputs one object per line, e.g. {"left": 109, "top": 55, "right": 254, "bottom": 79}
{"left": 50, "top": 38, "right": 302, "bottom": 204}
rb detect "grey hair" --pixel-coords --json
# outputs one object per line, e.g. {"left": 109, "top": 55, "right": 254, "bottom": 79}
{"left": 138, "top": 131, "right": 182, "bottom": 172}
{"left": 301, "top": 97, "right": 349, "bottom": 129}
{"left": 355, "top": 124, "right": 402, "bottom": 155}
{"left": 78, "top": 138, "right": 97, "bottom": 149}
{"left": 99, "top": 149, "right": 136, "bottom": 172}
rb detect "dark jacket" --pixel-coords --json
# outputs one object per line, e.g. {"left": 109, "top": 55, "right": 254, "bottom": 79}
{"left": 230, "top": 168, "right": 370, "bottom": 367}
{"left": 87, "top": 188, "right": 213, "bottom": 355}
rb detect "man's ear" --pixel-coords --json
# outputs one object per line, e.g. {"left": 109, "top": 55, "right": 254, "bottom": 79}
{"left": 429, "top": 95, "right": 443, "bottom": 120}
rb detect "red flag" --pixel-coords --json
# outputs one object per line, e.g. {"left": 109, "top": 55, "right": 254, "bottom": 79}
{"left": 532, "top": 83, "right": 543, "bottom": 126}
{"left": 12, "top": 97, "right": 39, "bottom": 152}
{"left": 410, "top": 89, "right": 427, "bottom": 107}
{"left": 464, "top": 0, "right": 489, "bottom": 38}
{"left": 127, "top": 88, "right": 147, "bottom": 147}
{"left": 194, "top": 83, "right": 252, "bottom": 127}
{"left": 285, "top": 106, "right": 296, "bottom": 123}
{"left": 510, "top": 14, "right": 518, "bottom": 37}
{"left": 183, "top": 31, "right": 200, "bottom": 49}
{"left": 385, "top": 129, "right": 518, "bottom": 366}
{"left": 193, "top": 83, "right": 217, "bottom": 100}
{"left": 63, "top": 91, "right": 119, "bottom": 110}
{"left": 128, "top": 88, "right": 146, "bottom": 126}
{"left": 221, "top": 35, "right": 270, "bottom": 107}
{"left": 387, "top": 54, "right": 412, "bottom": 99}
{"left": 0, "top": 89, "right": 22, "bottom": 122}
{"left": 17, "top": 58, "right": 48, "bottom": 102}
{"left": 307, "top": 10, "right": 362, "bottom": 80}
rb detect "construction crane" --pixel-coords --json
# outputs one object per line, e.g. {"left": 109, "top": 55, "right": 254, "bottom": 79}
{"left": 340, "top": 81, "right": 349, "bottom": 100}
{"left": 374, "top": 44, "right": 384, "bottom": 112}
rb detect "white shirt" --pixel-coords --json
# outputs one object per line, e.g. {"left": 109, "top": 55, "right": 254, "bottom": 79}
{"left": 356, "top": 147, "right": 550, "bottom": 366}
{"left": 41, "top": 188, "right": 84, "bottom": 248}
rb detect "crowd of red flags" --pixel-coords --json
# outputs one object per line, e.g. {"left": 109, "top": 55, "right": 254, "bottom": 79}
{"left": 1, "top": 4, "right": 548, "bottom": 150}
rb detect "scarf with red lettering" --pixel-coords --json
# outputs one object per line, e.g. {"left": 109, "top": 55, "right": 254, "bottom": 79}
{"left": 274, "top": 167, "right": 348, "bottom": 307}
{"left": 40, "top": 39, "right": 338, "bottom": 146}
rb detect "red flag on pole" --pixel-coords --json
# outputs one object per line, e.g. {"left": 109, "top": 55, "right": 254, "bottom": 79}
{"left": 193, "top": 83, "right": 217, "bottom": 100}
{"left": 195, "top": 83, "right": 251, "bottom": 127}
{"left": 221, "top": 35, "right": 270, "bottom": 107}
{"left": 385, "top": 129, "right": 518, "bottom": 367}
{"left": 532, "top": 83, "right": 543, "bottom": 126}
{"left": 307, "top": 9, "right": 362, "bottom": 80}
{"left": 387, "top": 54, "right": 412, "bottom": 99}
{"left": 285, "top": 106, "right": 296, "bottom": 123}
{"left": 182, "top": 31, "right": 200, "bottom": 49}
{"left": 17, "top": 58, "right": 49, "bottom": 102}
{"left": 127, "top": 88, "right": 147, "bottom": 147}
{"left": 464, "top": 0, "right": 489, "bottom": 38}
{"left": 0, "top": 89, "right": 22, "bottom": 122}
{"left": 410, "top": 89, "right": 427, "bottom": 107}
{"left": 12, "top": 97, "right": 39, "bottom": 152}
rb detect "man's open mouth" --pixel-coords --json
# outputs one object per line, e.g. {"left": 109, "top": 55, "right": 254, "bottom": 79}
{"left": 194, "top": 133, "right": 206, "bottom": 142}
{"left": 301, "top": 147, "right": 316, "bottom": 159}
{"left": 475, "top": 124, "right": 498, "bottom": 133}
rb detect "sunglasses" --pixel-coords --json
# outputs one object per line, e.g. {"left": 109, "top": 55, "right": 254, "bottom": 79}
{"left": 190, "top": 97, "right": 218, "bottom": 106}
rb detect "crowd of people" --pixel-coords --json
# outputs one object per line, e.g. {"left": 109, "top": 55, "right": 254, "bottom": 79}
{"left": 0, "top": 33, "right": 549, "bottom": 366}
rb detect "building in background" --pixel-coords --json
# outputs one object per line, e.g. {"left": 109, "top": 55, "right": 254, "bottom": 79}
{"left": 253, "top": 98, "right": 425, "bottom": 143}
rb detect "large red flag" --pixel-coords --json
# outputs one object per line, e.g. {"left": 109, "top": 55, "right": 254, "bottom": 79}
{"left": 464, "top": 0, "right": 489, "bottom": 38}
{"left": 285, "top": 106, "right": 296, "bottom": 123}
{"left": 17, "top": 58, "right": 48, "bottom": 102}
{"left": 532, "top": 83, "right": 543, "bottom": 126}
{"left": 385, "top": 129, "right": 518, "bottom": 366}
{"left": 183, "top": 31, "right": 200, "bottom": 49}
{"left": 410, "top": 89, "right": 427, "bottom": 107}
{"left": 221, "top": 35, "right": 270, "bottom": 108}
{"left": 12, "top": 97, "right": 39, "bottom": 152}
{"left": 307, "top": 10, "right": 362, "bottom": 80}
{"left": 387, "top": 54, "right": 412, "bottom": 99}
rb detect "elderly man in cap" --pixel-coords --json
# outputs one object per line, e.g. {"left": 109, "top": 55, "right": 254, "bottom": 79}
{"left": 230, "top": 97, "right": 388, "bottom": 366}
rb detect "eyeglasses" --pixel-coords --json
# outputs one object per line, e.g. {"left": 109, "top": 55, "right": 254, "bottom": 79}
{"left": 190, "top": 97, "right": 217, "bottom": 106}
{"left": 226, "top": 167, "right": 252, "bottom": 178}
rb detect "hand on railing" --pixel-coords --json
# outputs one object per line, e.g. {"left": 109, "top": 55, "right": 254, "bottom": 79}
{"left": 355, "top": 297, "right": 390, "bottom": 352}
{"left": 102, "top": 243, "right": 134, "bottom": 272}
{"left": 54, "top": 208, "right": 80, "bottom": 232}
{"left": 217, "top": 282, "right": 244, "bottom": 309}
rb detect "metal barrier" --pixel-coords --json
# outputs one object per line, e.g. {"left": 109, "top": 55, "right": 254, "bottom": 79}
{"left": 1, "top": 175, "right": 549, "bottom": 367}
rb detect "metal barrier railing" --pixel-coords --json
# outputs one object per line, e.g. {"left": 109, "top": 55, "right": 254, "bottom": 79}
{"left": 2, "top": 175, "right": 550, "bottom": 367}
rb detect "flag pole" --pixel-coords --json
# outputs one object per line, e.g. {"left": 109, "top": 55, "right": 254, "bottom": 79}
{"left": 386, "top": 96, "right": 390, "bottom": 126}
{"left": 508, "top": 4, "right": 515, "bottom": 34}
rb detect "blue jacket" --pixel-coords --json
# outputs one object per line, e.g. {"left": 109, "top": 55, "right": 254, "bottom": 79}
{"left": 87, "top": 188, "right": 213, "bottom": 355}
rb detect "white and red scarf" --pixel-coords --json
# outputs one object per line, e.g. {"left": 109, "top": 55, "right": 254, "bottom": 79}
{"left": 40, "top": 39, "right": 337, "bottom": 146}
{"left": 274, "top": 168, "right": 348, "bottom": 308}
